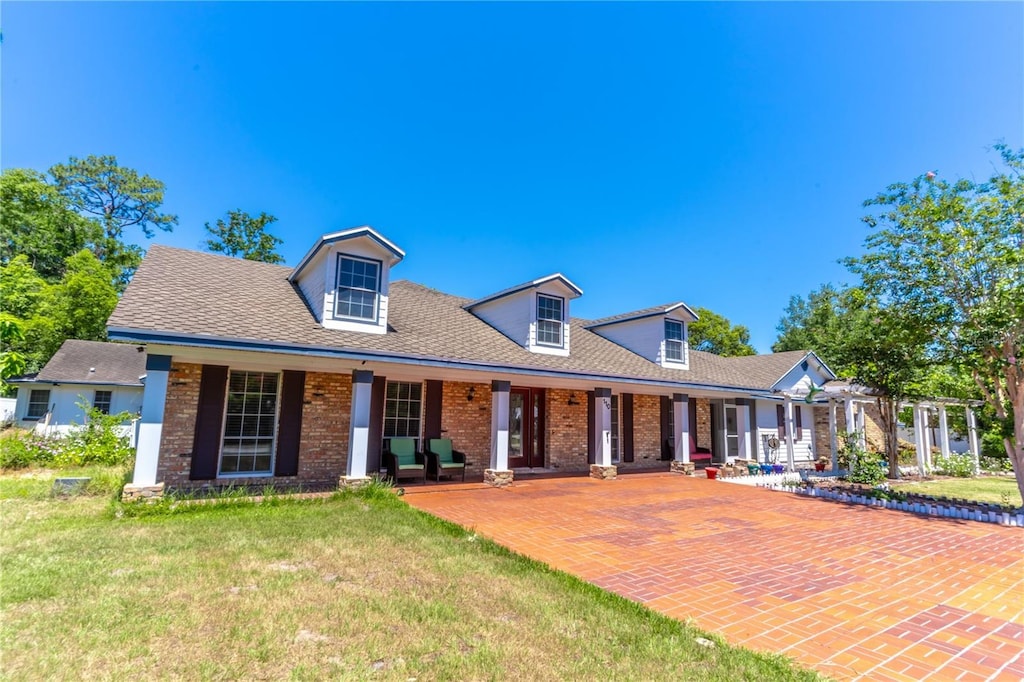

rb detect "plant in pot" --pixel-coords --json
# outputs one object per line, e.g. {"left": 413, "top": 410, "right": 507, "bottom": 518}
{"left": 814, "top": 456, "right": 828, "bottom": 472}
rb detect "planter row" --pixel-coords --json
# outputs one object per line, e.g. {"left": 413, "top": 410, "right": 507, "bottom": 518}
{"left": 754, "top": 482, "right": 1024, "bottom": 527}
{"left": 718, "top": 472, "right": 801, "bottom": 487}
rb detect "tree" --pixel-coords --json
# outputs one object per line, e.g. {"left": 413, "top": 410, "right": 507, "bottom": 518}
{"left": 203, "top": 210, "right": 284, "bottom": 263}
{"left": 0, "top": 317, "right": 27, "bottom": 395}
{"left": 848, "top": 144, "right": 1024, "bottom": 501}
{"left": 50, "top": 155, "right": 177, "bottom": 283}
{"left": 0, "top": 169, "right": 103, "bottom": 282}
{"left": 688, "top": 307, "right": 756, "bottom": 356}
{"left": 774, "top": 285, "right": 931, "bottom": 476}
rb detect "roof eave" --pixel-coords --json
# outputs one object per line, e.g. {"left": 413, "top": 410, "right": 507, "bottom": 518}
{"left": 463, "top": 273, "right": 583, "bottom": 310}
{"left": 289, "top": 226, "right": 405, "bottom": 282}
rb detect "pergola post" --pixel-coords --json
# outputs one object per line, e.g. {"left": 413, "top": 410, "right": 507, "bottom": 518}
{"left": 783, "top": 395, "right": 797, "bottom": 471}
{"left": 966, "top": 406, "right": 981, "bottom": 475}
{"left": 828, "top": 399, "right": 839, "bottom": 472}
{"left": 922, "top": 405, "right": 933, "bottom": 470}
{"left": 844, "top": 397, "right": 855, "bottom": 439}
{"left": 938, "top": 404, "right": 951, "bottom": 460}
{"left": 855, "top": 402, "right": 867, "bottom": 451}
{"left": 913, "top": 404, "right": 926, "bottom": 475}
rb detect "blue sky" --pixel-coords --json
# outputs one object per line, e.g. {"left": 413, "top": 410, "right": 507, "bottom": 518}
{"left": 3, "top": 2, "right": 1021, "bottom": 352}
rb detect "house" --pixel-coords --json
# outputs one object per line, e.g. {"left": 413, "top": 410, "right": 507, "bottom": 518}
{"left": 10, "top": 339, "right": 146, "bottom": 437}
{"left": 109, "top": 226, "right": 842, "bottom": 498}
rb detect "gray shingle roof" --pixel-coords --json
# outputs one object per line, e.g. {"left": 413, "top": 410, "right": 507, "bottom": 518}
{"left": 585, "top": 302, "right": 698, "bottom": 328}
{"left": 108, "top": 245, "right": 810, "bottom": 392}
{"left": 33, "top": 340, "right": 146, "bottom": 386}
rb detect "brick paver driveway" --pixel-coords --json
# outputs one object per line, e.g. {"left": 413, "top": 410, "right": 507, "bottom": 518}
{"left": 405, "top": 472, "right": 1023, "bottom": 681}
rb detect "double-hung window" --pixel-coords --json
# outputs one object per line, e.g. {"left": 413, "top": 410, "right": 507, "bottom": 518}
{"left": 220, "top": 370, "right": 279, "bottom": 476}
{"left": 536, "top": 295, "right": 564, "bottom": 347}
{"left": 335, "top": 255, "right": 380, "bottom": 322}
{"left": 665, "top": 320, "right": 685, "bottom": 362}
{"left": 384, "top": 381, "right": 423, "bottom": 450}
{"left": 93, "top": 390, "right": 113, "bottom": 415}
{"left": 27, "top": 390, "right": 50, "bottom": 419}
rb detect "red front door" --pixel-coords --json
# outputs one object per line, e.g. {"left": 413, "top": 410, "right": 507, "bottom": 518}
{"left": 507, "top": 387, "right": 545, "bottom": 468}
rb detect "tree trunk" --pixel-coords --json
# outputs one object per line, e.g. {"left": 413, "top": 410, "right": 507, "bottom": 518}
{"left": 877, "top": 397, "right": 901, "bottom": 479}
{"left": 1008, "top": 394, "right": 1024, "bottom": 509}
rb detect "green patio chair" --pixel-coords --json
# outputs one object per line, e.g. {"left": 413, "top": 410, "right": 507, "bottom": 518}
{"left": 427, "top": 438, "right": 467, "bottom": 482}
{"left": 385, "top": 438, "right": 425, "bottom": 484}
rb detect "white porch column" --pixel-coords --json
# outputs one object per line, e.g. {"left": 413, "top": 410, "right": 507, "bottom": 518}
{"left": 345, "top": 370, "right": 373, "bottom": 480}
{"left": 593, "top": 388, "right": 613, "bottom": 467}
{"left": 130, "top": 354, "right": 171, "bottom": 487}
{"left": 736, "top": 399, "right": 752, "bottom": 460}
{"left": 828, "top": 399, "right": 839, "bottom": 472}
{"left": 966, "top": 406, "right": 981, "bottom": 474}
{"left": 673, "top": 393, "right": 689, "bottom": 463}
{"left": 784, "top": 395, "right": 797, "bottom": 471}
{"left": 938, "top": 404, "right": 951, "bottom": 459}
{"left": 489, "top": 380, "right": 511, "bottom": 471}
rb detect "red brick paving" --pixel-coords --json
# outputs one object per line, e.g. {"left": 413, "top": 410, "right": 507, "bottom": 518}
{"left": 404, "top": 472, "right": 1024, "bottom": 681}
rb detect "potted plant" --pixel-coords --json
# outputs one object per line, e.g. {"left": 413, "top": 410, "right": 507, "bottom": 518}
{"left": 814, "top": 456, "right": 828, "bottom": 472}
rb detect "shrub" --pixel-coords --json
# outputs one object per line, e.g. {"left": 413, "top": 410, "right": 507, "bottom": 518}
{"left": 849, "top": 451, "right": 887, "bottom": 485}
{"left": 934, "top": 452, "right": 975, "bottom": 478}
{"left": 979, "top": 455, "right": 1014, "bottom": 474}
{"left": 0, "top": 405, "right": 135, "bottom": 469}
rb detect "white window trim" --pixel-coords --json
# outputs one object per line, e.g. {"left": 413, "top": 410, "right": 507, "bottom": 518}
{"left": 333, "top": 253, "right": 382, "bottom": 324}
{"left": 664, "top": 320, "right": 687, "bottom": 365}
{"left": 382, "top": 379, "right": 426, "bottom": 451}
{"left": 535, "top": 293, "right": 565, "bottom": 348}
{"left": 217, "top": 368, "right": 282, "bottom": 479}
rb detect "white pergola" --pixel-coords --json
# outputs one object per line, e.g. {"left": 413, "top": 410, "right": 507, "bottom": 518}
{"left": 778, "top": 382, "right": 983, "bottom": 475}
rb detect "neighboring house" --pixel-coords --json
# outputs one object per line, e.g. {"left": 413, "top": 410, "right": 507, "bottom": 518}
{"left": 109, "top": 226, "right": 841, "bottom": 495}
{"left": 10, "top": 340, "right": 146, "bottom": 438}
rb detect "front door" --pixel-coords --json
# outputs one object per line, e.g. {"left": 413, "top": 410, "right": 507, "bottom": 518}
{"left": 724, "top": 404, "right": 740, "bottom": 461}
{"left": 508, "top": 387, "right": 545, "bottom": 468}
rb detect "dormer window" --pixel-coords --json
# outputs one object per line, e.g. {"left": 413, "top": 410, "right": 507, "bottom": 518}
{"left": 536, "top": 295, "right": 564, "bottom": 347}
{"left": 335, "top": 255, "right": 381, "bottom": 322}
{"left": 665, "top": 319, "right": 685, "bottom": 363}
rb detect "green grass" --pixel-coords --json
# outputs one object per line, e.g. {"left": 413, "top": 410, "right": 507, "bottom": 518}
{"left": 0, "top": 467, "right": 823, "bottom": 681}
{"left": 890, "top": 475, "right": 1022, "bottom": 507}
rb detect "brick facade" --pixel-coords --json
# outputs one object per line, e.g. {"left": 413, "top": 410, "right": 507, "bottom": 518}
{"left": 546, "top": 388, "right": 590, "bottom": 471}
{"left": 157, "top": 364, "right": 353, "bottom": 490}
{"left": 156, "top": 362, "right": 203, "bottom": 485}
{"left": 630, "top": 394, "right": 662, "bottom": 463}
{"left": 695, "top": 398, "right": 712, "bottom": 450}
{"left": 440, "top": 381, "right": 492, "bottom": 477}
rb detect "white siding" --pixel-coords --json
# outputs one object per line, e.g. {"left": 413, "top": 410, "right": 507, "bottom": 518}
{"left": 294, "top": 250, "right": 328, "bottom": 323}
{"left": 15, "top": 383, "right": 144, "bottom": 436}
{"left": 470, "top": 282, "right": 573, "bottom": 356}
{"left": 753, "top": 399, "right": 815, "bottom": 464}
{"left": 590, "top": 314, "right": 690, "bottom": 369}
{"left": 774, "top": 360, "right": 830, "bottom": 393}
{"left": 320, "top": 239, "right": 394, "bottom": 335}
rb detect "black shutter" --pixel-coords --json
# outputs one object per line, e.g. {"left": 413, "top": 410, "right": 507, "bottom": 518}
{"left": 622, "top": 393, "right": 634, "bottom": 462}
{"left": 795, "top": 405, "right": 803, "bottom": 441}
{"left": 367, "top": 376, "right": 387, "bottom": 473}
{"left": 688, "top": 399, "right": 698, "bottom": 454}
{"left": 587, "top": 390, "right": 596, "bottom": 464}
{"left": 190, "top": 365, "right": 229, "bottom": 480}
{"left": 424, "top": 380, "right": 443, "bottom": 442}
{"left": 274, "top": 370, "right": 306, "bottom": 477}
{"left": 660, "top": 396, "right": 672, "bottom": 460}
{"left": 777, "top": 404, "right": 786, "bottom": 442}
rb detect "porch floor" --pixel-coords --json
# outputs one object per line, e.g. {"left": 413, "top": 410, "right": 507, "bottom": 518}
{"left": 404, "top": 472, "right": 1023, "bottom": 682}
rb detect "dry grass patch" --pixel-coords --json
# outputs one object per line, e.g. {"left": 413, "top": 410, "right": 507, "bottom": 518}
{"left": 1, "top": 471, "right": 822, "bottom": 680}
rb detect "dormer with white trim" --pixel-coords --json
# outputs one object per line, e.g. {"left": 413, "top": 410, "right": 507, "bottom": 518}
{"left": 464, "top": 274, "right": 582, "bottom": 357}
{"left": 289, "top": 226, "right": 405, "bottom": 335}
{"left": 585, "top": 302, "right": 699, "bottom": 369}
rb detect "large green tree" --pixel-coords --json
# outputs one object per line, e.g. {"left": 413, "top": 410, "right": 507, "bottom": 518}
{"left": 848, "top": 144, "right": 1024, "bottom": 500}
{"left": 689, "top": 307, "right": 756, "bottom": 356}
{"left": 203, "top": 210, "right": 284, "bottom": 263}
{"left": 0, "top": 169, "right": 102, "bottom": 281}
{"left": 774, "top": 285, "right": 931, "bottom": 475}
{"left": 50, "top": 155, "right": 178, "bottom": 284}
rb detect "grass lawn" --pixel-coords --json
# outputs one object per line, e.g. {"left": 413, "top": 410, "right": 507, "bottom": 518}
{"left": 890, "top": 475, "right": 1022, "bottom": 507}
{"left": 1, "top": 467, "right": 821, "bottom": 681}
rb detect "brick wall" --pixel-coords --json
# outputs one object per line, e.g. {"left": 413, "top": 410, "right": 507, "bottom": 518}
{"left": 813, "top": 406, "right": 831, "bottom": 461}
{"left": 156, "top": 362, "right": 202, "bottom": 484}
{"left": 546, "top": 388, "right": 589, "bottom": 471}
{"left": 440, "top": 380, "right": 492, "bottom": 477}
{"left": 296, "top": 371, "right": 351, "bottom": 483}
{"left": 630, "top": 394, "right": 663, "bottom": 463}
{"left": 157, "top": 365, "right": 353, "bottom": 490}
{"left": 835, "top": 401, "right": 886, "bottom": 453}
{"left": 695, "top": 398, "right": 712, "bottom": 449}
